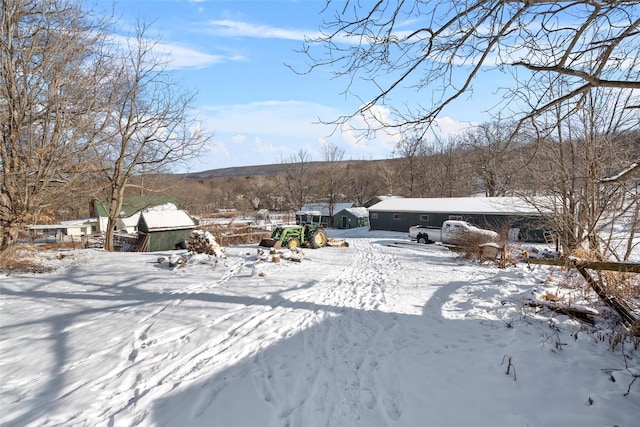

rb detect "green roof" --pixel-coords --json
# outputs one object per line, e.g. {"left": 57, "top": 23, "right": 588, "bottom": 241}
{"left": 92, "top": 196, "right": 178, "bottom": 218}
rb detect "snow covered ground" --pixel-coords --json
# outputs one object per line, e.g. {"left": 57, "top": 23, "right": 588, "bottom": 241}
{"left": 1, "top": 228, "right": 638, "bottom": 427}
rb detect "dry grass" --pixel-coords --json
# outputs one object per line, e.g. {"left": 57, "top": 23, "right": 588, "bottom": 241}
{"left": 38, "top": 241, "right": 84, "bottom": 250}
{"left": 601, "top": 271, "right": 640, "bottom": 302}
{"left": 0, "top": 246, "right": 56, "bottom": 274}
{"left": 453, "top": 233, "right": 503, "bottom": 260}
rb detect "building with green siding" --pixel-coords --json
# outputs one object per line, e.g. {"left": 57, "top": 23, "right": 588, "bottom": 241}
{"left": 333, "top": 207, "right": 370, "bottom": 229}
{"left": 136, "top": 209, "right": 195, "bottom": 252}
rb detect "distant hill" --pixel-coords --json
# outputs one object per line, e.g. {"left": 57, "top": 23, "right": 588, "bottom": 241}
{"left": 178, "top": 159, "right": 392, "bottom": 179}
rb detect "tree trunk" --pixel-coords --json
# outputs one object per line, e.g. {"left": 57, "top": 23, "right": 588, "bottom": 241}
{"left": 104, "top": 215, "right": 117, "bottom": 252}
{"left": 103, "top": 186, "right": 126, "bottom": 252}
{"left": 0, "top": 222, "right": 19, "bottom": 254}
{"left": 0, "top": 189, "right": 18, "bottom": 253}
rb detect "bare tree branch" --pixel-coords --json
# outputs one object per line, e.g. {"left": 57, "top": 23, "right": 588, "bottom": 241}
{"left": 299, "top": 1, "right": 640, "bottom": 135}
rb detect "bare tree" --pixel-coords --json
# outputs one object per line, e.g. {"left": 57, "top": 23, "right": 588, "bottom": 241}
{"left": 345, "top": 161, "right": 383, "bottom": 206}
{"left": 422, "top": 135, "right": 470, "bottom": 197}
{"left": 0, "top": 0, "right": 112, "bottom": 252}
{"left": 376, "top": 160, "right": 398, "bottom": 196}
{"left": 392, "top": 131, "right": 428, "bottom": 197}
{"left": 277, "top": 149, "right": 314, "bottom": 211}
{"left": 459, "top": 120, "right": 525, "bottom": 197}
{"left": 321, "top": 142, "right": 350, "bottom": 218}
{"left": 522, "top": 85, "right": 639, "bottom": 256}
{"left": 299, "top": 1, "right": 639, "bottom": 168}
{"left": 97, "top": 22, "right": 209, "bottom": 251}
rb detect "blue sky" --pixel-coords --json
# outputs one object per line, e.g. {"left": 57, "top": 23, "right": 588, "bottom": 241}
{"left": 107, "top": 0, "right": 495, "bottom": 172}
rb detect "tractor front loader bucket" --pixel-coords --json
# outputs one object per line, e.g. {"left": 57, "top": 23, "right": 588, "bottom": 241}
{"left": 259, "top": 238, "right": 282, "bottom": 249}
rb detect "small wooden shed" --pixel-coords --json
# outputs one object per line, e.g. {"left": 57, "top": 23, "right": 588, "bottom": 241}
{"left": 333, "top": 207, "right": 370, "bottom": 229}
{"left": 136, "top": 209, "right": 195, "bottom": 252}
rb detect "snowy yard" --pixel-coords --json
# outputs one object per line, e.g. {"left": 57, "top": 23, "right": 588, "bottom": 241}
{"left": 1, "top": 228, "right": 638, "bottom": 427}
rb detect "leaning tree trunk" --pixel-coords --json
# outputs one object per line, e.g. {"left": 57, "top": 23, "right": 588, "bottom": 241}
{"left": 576, "top": 265, "right": 638, "bottom": 331}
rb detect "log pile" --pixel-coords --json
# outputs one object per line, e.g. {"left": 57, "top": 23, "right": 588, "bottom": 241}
{"left": 188, "top": 230, "right": 225, "bottom": 257}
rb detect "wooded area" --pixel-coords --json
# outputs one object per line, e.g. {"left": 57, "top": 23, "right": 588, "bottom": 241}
{"left": 0, "top": 0, "right": 638, "bottom": 343}
{"left": 1, "top": 0, "right": 209, "bottom": 253}
{"left": 2, "top": 0, "right": 639, "bottom": 264}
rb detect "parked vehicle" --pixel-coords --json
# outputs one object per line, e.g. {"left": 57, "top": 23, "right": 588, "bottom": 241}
{"left": 409, "top": 220, "right": 499, "bottom": 245}
{"left": 260, "top": 211, "right": 327, "bottom": 249}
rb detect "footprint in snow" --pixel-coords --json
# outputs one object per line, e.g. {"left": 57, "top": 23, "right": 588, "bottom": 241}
{"left": 360, "top": 388, "right": 377, "bottom": 409}
{"left": 382, "top": 390, "right": 403, "bottom": 420}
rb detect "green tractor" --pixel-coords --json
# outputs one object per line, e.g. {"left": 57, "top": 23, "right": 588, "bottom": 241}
{"left": 259, "top": 211, "right": 328, "bottom": 249}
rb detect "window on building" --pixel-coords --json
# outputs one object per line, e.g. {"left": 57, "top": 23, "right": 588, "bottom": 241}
{"left": 420, "top": 215, "right": 429, "bottom": 222}
{"left": 448, "top": 215, "right": 463, "bottom": 221}
{"left": 394, "top": 214, "right": 401, "bottom": 220}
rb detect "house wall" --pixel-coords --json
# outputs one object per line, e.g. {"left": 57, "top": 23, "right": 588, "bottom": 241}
{"left": 334, "top": 212, "right": 369, "bottom": 229}
{"left": 369, "top": 210, "right": 548, "bottom": 242}
{"left": 369, "top": 211, "right": 451, "bottom": 232}
{"left": 64, "top": 225, "right": 95, "bottom": 237}
{"left": 115, "top": 220, "right": 137, "bottom": 234}
{"left": 147, "top": 229, "right": 194, "bottom": 252}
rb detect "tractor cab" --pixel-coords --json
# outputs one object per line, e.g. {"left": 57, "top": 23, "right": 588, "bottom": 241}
{"left": 296, "top": 210, "right": 324, "bottom": 227}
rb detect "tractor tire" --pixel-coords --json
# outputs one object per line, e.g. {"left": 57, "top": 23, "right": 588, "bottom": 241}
{"left": 287, "top": 237, "right": 301, "bottom": 249}
{"left": 309, "top": 229, "right": 327, "bottom": 249}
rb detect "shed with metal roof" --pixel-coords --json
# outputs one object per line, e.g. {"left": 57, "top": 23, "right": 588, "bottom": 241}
{"left": 136, "top": 209, "right": 195, "bottom": 251}
{"left": 333, "top": 207, "right": 370, "bottom": 229}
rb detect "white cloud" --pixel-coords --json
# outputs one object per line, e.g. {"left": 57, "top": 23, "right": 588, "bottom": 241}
{"left": 195, "top": 101, "right": 363, "bottom": 168}
{"left": 191, "top": 100, "right": 477, "bottom": 171}
{"left": 109, "top": 34, "right": 241, "bottom": 70}
{"left": 338, "top": 106, "right": 401, "bottom": 157}
{"left": 231, "top": 134, "right": 246, "bottom": 144}
{"left": 160, "top": 42, "right": 230, "bottom": 69}
{"left": 431, "top": 116, "right": 474, "bottom": 139}
{"left": 254, "top": 139, "right": 288, "bottom": 156}
{"left": 206, "top": 19, "right": 318, "bottom": 41}
{"left": 207, "top": 141, "right": 230, "bottom": 159}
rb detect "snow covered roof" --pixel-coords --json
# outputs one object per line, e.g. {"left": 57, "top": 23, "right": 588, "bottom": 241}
{"left": 60, "top": 218, "right": 96, "bottom": 227}
{"left": 138, "top": 209, "right": 195, "bottom": 231}
{"left": 299, "top": 202, "right": 354, "bottom": 216}
{"left": 368, "top": 197, "right": 543, "bottom": 215}
{"left": 91, "top": 196, "right": 178, "bottom": 218}
{"left": 29, "top": 219, "right": 96, "bottom": 230}
{"left": 340, "top": 207, "right": 369, "bottom": 218}
{"left": 118, "top": 213, "right": 141, "bottom": 227}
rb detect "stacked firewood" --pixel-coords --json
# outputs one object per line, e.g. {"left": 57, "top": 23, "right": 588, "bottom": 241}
{"left": 188, "top": 230, "right": 225, "bottom": 257}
